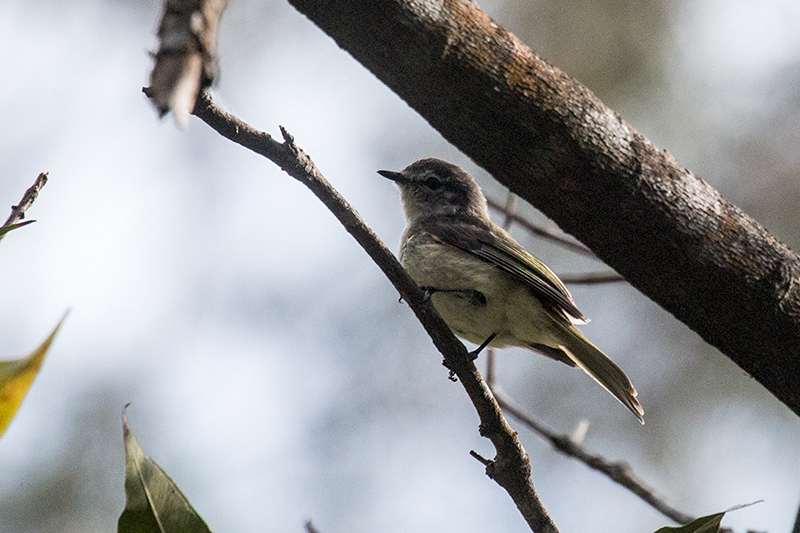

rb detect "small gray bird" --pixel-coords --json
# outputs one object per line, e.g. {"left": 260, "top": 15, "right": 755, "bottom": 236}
{"left": 379, "top": 158, "right": 644, "bottom": 424}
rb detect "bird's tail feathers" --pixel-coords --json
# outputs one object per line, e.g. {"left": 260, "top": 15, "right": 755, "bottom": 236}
{"left": 557, "top": 326, "right": 644, "bottom": 424}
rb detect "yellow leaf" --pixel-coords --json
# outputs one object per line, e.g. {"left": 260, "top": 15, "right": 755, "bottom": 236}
{"left": 0, "top": 313, "right": 67, "bottom": 437}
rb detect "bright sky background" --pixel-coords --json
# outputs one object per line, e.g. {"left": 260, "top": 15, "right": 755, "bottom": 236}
{"left": 1, "top": 1, "right": 799, "bottom": 532}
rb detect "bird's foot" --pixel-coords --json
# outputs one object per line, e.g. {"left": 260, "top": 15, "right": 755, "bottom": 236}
{"left": 420, "top": 286, "right": 437, "bottom": 302}
{"left": 468, "top": 333, "right": 497, "bottom": 360}
{"left": 420, "top": 287, "right": 487, "bottom": 307}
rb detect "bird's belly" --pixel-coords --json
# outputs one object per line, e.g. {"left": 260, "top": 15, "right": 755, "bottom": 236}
{"left": 401, "top": 234, "right": 555, "bottom": 348}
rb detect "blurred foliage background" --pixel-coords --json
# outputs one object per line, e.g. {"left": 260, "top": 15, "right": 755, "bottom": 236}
{"left": 0, "top": 0, "right": 799, "bottom": 532}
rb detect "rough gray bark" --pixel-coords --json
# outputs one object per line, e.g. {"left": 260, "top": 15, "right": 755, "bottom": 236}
{"left": 287, "top": 0, "right": 800, "bottom": 416}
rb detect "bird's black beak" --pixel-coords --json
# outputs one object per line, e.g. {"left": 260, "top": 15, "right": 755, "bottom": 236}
{"left": 377, "top": 170, "right": 407, "bottom": 183}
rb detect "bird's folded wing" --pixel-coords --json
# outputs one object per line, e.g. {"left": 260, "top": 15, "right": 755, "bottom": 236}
{"left": 418, "top": 215, "right": 587, "bottom": 323}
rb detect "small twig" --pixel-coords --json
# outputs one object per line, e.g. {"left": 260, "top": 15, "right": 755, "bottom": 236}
{"left": 0, "top": 172, "right": 48, "bottom": 244}
{"left": 487, "top": 196, "right": 594, "bottom": 257}
{"left": 184, "top": 89, "right": 559, "bottom": 533}
{"left": 558, "top": 271, "right": 626, "bottom": 285}
{"left": 569, "top": 419, "right": 590, "bottom": 445}
{"left": 487, "top": 195, "right": 625, "bottom": 284}
{"left": 3, "top": 172, "right": 47, "bottom": 226}
{"left": 470, "top": 449, "right": 492, "bottom": 466}
{"left": 500, "top": 190, "right": 517, "bottom": 232}
{"left": 305, "top": 521, "right": 320, "bottom": 533}
{"left": 484, "top": 354, "right": 694, "bottom": 525}
{"left": 486, "top": 348, "right": 497, "bottom": 387}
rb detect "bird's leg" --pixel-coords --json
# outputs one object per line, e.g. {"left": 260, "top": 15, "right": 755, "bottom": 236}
{"left": 420, "top": 286, "right": 438, "bottom": 302}
{"left": 420, "top": 285, "right": 494, "bottom": 371}
{"left": 420, "top": 287, "right": 487, "bottom": 306}
{"left": 469, "top": 333, "right": 497, "bottom": 360}
{"left": 403, "top": 285, "right": 481, "bottom": 304}
{"left": 444, "top": 333, "right": 497, "bottom": 380}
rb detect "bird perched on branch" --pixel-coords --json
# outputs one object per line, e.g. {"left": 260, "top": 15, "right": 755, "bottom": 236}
{"left": 379, "top": 158, "right": 643, "bottom": 424}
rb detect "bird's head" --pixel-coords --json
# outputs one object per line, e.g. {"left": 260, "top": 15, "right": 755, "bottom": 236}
{"left": 378, "top": 158, "right": 489, "bottom": 223}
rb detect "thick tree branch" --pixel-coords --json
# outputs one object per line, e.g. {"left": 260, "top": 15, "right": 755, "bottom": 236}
{"left": 184, "top": 90, "right": 559, "bottom": 533}
{"left": 286, "top": 0, "right": 800, "bottom": 417}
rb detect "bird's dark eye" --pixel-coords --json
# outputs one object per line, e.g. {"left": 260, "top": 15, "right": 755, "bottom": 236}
{"left": 425, "top": 176, "right": 442, "bottom": 190}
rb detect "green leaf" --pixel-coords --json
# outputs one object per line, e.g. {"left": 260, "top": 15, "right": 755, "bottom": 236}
{"left": 0, "top": 313, "right": 66, "bottom": 438}
{"left": 119, "top": 413, "right": 213, "bottom": 533}
{"left": 653, "top": 513, "right": 725, "bottom": 533}
{"left": 653, "top": 502, "right": 761, "bottom": 533}
{"left": 0, "top": 220, "right": 35, "bottom": 237}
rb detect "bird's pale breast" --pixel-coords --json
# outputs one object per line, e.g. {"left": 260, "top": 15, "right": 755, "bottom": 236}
{"left": 400, "top": 230, "right": 555, "bottom": 348}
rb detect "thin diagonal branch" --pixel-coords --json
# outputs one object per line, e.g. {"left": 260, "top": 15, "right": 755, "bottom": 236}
{"left": 488, "top": 196, "right": 625, "bottom": 284}
{"left": 0, "top": 172, "right": 48, "bottom": 244}
{"left": 487, "top": 196, "right": 594, "bottom": 257}
{"left": 558, "top": 272, "right": 626, "bottom": 285}
{"left": 484, "top": 353, "right": 694, "bottom": 525}
{"left": 183, "top": 89, "right": 559, "bottom": 533}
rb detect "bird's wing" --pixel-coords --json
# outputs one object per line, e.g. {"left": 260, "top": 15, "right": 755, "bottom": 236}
{"left": 418, "top": 215, "right": 587, "bottom": 323}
